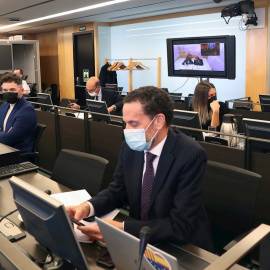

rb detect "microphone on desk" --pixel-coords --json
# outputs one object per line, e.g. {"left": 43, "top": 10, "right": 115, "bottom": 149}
{"left": 136, "top": 226, "right": 152, "bottom": 270}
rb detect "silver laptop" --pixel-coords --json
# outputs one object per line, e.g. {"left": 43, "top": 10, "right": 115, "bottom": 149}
{"left": 96, "top": 217, "right": 183, "bottom": 270}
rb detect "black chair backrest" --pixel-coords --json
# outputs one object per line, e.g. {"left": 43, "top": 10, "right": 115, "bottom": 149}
{"left": 203, "top": 160, "right": 261, "bottom": 253}
{"left": 33, "top": 124, "right": 46, "bottom": 152}
{"left": 51, "top": 149, "right": 109, "bottom": 196}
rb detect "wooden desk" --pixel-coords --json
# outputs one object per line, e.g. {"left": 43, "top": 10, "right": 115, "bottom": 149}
{"left": 0, "top": 172, "right": 246, "bottom": 270}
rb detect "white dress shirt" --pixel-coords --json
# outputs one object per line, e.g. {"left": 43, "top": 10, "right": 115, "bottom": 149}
{"left": 85, "top": 135, "right": 168, "bottom": 218}
{"left": 3, "top": 103, "right": 15, "bottom": 132}
{"left": 22, "top": 80, "right": 30, "bottom": 94}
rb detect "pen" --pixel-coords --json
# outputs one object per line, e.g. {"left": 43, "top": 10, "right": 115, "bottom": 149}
{"left": 68, "top": 99, "right": 71, "bottom": 103}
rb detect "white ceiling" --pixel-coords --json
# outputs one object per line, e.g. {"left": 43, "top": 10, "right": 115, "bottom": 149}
{"left": 0, "top": 0, "right": 240, "bottom": 34}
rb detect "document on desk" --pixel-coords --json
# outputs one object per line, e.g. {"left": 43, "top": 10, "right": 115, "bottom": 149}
{"left": 51, "top": 189, "right": 119, "bottom": 243}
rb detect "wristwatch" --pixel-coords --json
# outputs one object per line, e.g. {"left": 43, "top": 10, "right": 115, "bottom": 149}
{"left": 112, "top": 105, "right": 117, "bottom": 111}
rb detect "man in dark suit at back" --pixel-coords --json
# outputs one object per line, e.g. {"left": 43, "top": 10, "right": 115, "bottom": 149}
{"left": 71, "top": 76, "right": 123, "bottom": 113}
{"left": 67, "top": 86, "right": 214, "bottom": 252}
{"left": 0, "top": 73, "right": 37, "bottom": 153}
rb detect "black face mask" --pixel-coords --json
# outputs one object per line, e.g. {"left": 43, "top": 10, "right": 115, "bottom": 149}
{"left": 208, "top": 95, "right": 217, "bottom": 107}
{"left": 3, "top": 92, "right": 19, "bottom": 104}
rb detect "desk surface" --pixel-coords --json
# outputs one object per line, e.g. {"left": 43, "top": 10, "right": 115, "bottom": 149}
{"left": 0, "top": 172, "right": 246, "bottom": 270}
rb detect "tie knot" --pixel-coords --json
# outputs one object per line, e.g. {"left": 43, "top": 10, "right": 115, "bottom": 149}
{"left": 146, "top": 152, "right": 156, "bottom": 164}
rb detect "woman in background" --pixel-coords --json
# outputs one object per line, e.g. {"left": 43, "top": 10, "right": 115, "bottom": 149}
{"left": 192, "top": 81, "right": 228, "bottom": 131}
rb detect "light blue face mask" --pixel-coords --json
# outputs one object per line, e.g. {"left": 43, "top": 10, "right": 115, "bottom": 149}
{"left": 124, "top": 116, "right": 158, "bottom": 151}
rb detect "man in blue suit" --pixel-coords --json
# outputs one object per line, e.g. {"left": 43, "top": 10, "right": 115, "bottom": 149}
{"left": 0, "top": 73, "right": 37, "bottom": 153}
{"left": 67, "top": 86, "right": 214, "bottom": 252}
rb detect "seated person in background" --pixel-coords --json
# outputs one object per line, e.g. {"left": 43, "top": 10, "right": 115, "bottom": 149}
{"left": 182, "top": 53, "right": 193, "bottom": 65}
{"left": 71, "top": 77, "right": 123, "bottom": 113}
{"left": 0, "top": 73, "right": 37, "bottom": 153}
{"left": 191, "top": 81, "right": 228, "bottom": 131}
{"left": 67, "top": 86, "right": 214, "bottom": 252}
{"left": 193, "top": 56, "right": 203, "bottom": 66}
{"left": 13, "top": 69, "right": 30, "bottom": 95}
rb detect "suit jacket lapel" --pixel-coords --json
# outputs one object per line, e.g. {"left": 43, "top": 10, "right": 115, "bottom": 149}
{"left": 149, "top": 129, "right": 176, "bottom": 209}
{"left": 0, "top": 103, "right": 10, "bottom": 130}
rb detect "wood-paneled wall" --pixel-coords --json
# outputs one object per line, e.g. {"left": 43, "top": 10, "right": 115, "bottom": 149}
{"left": 56, "top": 22, "right": 98, "bottom": 100}
{"left": 36, "top": 31, "right": 59, "bottom": 94}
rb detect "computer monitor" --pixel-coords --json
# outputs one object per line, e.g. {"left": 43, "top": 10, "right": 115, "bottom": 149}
{"left": 9, "top": 176, "right": 89, "bottom": 270}
{"left": 0, "top": 232, "right": 40, "bottom": 270}
{"left": 243, "top": 118, "right": 270, "bottom": 153}
{"left": 37, "top": 93, "right": 53, "bottom": 111}
{"left": 169, "top": 93, "right": 182, "bottom": 102}
{"left": 172, "top": 110, "right": 204, "bottom": 141}
{"left": 259, "top": 94, "right": 270, "bottom": 112}
{"left": 59, "top": 98, "right": 78, "bottom": 108}
{"left": 86, "top": 99, "right": 111, "bottom": 123}
{"left": 105, "top": 83, "right": 117, "bottom": 89}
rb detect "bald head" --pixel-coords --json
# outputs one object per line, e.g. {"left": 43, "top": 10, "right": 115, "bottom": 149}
{"left": 85, "top": 76, "right": 101, "bottom": 95}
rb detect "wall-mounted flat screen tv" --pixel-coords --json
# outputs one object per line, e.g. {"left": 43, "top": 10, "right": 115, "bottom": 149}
{"left": 167, "top": 35, "right": 236, "bottom": 79}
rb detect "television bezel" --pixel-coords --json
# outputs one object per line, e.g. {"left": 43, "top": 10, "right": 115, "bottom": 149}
{"left": 167, "top": 35, "right": 236, "bottom": 79}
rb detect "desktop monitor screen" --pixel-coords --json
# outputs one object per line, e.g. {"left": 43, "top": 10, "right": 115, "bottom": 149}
{"left": 9, "top": 176, "right": 89, "bottom": 270}
{"left": 172, "top": 110, "right": 204, "bottom": 141}
{"left": 243, "top": 118, "right": 270, "bottom": 153}
{"left": 86, "top": 99, "right": 111, "bottom": 123}
{"left": 37, "top": 93, "right": 53, "bottom": 111}
{"left": 259, "top": 94, "right": 270, "bottom": 112}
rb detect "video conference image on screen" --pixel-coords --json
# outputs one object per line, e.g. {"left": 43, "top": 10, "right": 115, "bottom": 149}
{"left": 173, "top": 42, "right": 225, "bottom": 72}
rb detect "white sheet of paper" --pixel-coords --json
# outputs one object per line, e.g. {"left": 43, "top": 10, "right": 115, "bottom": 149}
{"left": 51, "top": 189, "right": 91, "bottom": 206}
{"left": 51, "top": 189, "right": 120, "bottom": 243}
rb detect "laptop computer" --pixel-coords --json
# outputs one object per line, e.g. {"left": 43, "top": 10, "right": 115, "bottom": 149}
{"left": 96, "top": 217, "right": 211, "bottom": 270}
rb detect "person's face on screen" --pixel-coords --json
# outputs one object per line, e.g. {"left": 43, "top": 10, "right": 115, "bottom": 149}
{"left": 123, "top": 101, "right": 158, "bottom": 143}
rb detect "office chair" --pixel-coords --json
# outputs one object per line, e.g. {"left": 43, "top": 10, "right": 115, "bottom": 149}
{"left": 51, "top": 149, "right": 109, "bottom": 197}
{"left": 203, "top": 160, "right": 261, "bottom": 257}
{"left": 20, "top": 123, "right": 46, "bottom": 164}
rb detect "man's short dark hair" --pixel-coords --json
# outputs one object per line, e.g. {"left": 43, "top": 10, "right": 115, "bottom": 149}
{"left": 124, "top": 86, "right": 173, "bottom": 126}
{"left": 0, "top": 73, "right": 22, "bottom": 86}
{"left": 14, "top": 68, "right": 23, "bottom": 75}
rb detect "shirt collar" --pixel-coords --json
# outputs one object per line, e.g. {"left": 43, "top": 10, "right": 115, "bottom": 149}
{"left": 145, "top": 135, "right": 167, "bottom": 157}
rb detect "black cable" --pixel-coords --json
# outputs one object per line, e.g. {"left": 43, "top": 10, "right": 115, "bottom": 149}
{"left": 38, "top": 249, "right": 54, "bottom": 266}
{"left": 0, "top": 209, "right": 18, "bottom": 223}
{"left": 172, "top": 77, "right": 189, "bottom": 93}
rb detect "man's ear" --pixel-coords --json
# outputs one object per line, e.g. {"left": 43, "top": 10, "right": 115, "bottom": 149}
{"left": 155, "top": 114, "right": 166, "bottom": 130}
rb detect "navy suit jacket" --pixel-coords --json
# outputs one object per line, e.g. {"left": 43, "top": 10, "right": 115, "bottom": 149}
{"left": 90, "top": 129, "right": 214, "bottom": 251}
{"left": 0, "top": 97, "right": 37, "bottom": 153}
{"left": 83, "top": 88, "right": 123, "bottom": 111}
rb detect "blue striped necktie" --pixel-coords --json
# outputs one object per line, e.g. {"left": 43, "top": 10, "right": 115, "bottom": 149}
{"left": 141, "top": 152, "right": 157, "bottom": 221}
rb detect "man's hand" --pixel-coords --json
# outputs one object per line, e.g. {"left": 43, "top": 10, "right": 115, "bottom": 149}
{"left": 77, "top": 220, "right": 124, "bottom": 242}
{"left": 107, "top": 106, "right": 114, "bottom": 113}
{"left": 66, "top": 202, "right": 90, "bottom": 221}
{"left": 70, "top": 103, "right": 80, "bottom": 109}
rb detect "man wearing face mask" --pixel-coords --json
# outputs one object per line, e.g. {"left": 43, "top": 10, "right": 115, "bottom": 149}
{"left": 67, "top": 86, "right": 214, "bottom": 252}
{"left": 0, "top": 73, "right": 37, "bottom": 154}
{"left": 70, "top": 77, "right": 123, "bottom": 113}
